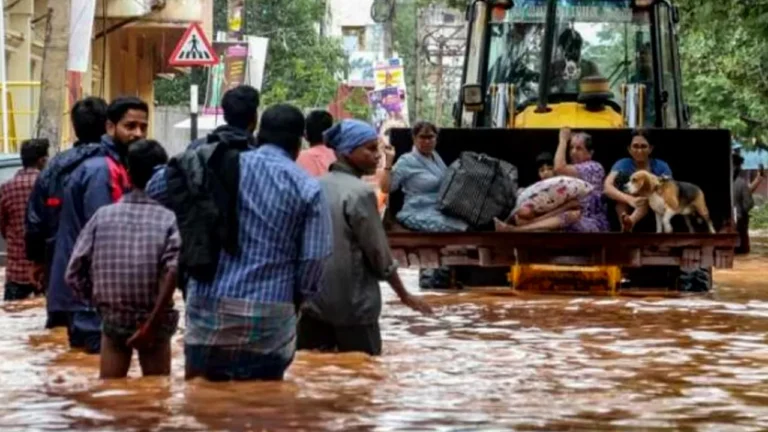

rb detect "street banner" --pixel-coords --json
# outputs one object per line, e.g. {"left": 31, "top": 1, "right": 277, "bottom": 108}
{"left": 368, "top": 87, "right": 407, "bottom": 131}
{"left": 246, "top": 36, "right": 269, "bottom": 91}
{"left": 374, "top": 58, "right": 406, "bottom": 90}
{"left": 348, "top": 52, "right": 377, "bottom": 88}
{"left": 203, "top": 42, "right": 249, "bottom": 115}
{"left": 373, "top": 58, "right": 410, "bottom": 126}
{"left": 227, "top": 0, "right": 245, "bottom": 40}
{"left": 68, "top": 0, "right": 96, "bottom": 72}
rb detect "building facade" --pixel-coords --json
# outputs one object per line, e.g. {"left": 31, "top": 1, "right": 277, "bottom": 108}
{"left": 2, "top": 0, "right": 212, "bottom": 150}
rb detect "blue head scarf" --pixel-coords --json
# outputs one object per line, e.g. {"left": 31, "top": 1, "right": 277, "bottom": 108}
{"left": 323, "top": 119, "right": 379, "bottom": 156}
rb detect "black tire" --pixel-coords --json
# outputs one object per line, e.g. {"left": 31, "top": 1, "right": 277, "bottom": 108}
{"left": 418, "top": 267, "right": 453, "bottom": 289}
{"left": 677, "top": 267, "right": 713, "bottom": 293}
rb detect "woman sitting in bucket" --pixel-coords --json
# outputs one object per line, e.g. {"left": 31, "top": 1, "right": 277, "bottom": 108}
{"left": 379, "top": 121, "right": 468, "bottom": 232}
{"left": 495, "top": 128, "right": 609, "bottom": 232}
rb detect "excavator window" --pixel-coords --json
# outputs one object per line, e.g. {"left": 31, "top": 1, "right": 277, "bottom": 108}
{"left": 485, "top": 0, "right": 667, "bottom": 128}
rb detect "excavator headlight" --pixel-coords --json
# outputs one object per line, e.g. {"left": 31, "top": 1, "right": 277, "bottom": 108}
{"left": 462, "top": 84, "right": 484, "bottom": 111}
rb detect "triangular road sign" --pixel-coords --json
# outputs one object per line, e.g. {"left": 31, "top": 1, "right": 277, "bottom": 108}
{"left": 168, "top": 22, "right": 219, "bottom": 67}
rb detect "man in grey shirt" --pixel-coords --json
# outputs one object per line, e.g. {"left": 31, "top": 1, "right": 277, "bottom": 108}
{"left": 298, "top": 119, "right": 432, "bottom": 356}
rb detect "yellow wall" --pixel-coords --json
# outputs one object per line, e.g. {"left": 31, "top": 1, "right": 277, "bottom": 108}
{"left": 2, "top": 0, "right": 212, "bottom": 151}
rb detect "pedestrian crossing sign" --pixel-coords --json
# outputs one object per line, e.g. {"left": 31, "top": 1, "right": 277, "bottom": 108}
{"left": 168, "top": 22, "right": 219, "bottom": 67}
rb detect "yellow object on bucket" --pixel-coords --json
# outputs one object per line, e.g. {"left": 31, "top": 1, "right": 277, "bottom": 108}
{"left": 508, "top": 264, "right": 622, "bottom": 296}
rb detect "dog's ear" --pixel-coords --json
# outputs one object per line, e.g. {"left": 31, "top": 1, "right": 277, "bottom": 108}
{"left": 645, "top": 174, "right": 661, "bottom": 191}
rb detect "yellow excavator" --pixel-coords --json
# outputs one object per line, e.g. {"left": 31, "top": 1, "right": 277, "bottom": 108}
{"left": 387, "top": 0, "right": 737, "bottom": 294}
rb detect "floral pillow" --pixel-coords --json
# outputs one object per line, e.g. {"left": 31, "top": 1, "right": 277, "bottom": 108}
{"left": 512, "top": 176, "right": 594, "bottom": 217}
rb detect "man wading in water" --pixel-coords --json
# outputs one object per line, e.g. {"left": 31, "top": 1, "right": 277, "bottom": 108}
{"left": 148, "top": 103, "right": 332, "bottom": 380}
{"left": 298, "top": 119, "right": 432, "bottom": 356}
{"left": 26, "top": 97, "right": 108, "bottom": 329}
{"left": 47, "top": 97, "right": 146, "bottom": 353}
{"left": 66, "top": 140, "right": 179, "bottom": 378}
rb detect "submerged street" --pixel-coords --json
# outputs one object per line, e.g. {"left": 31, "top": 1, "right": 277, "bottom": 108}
{"left": 0, "top": 239, "right": 766, "bottom": 431}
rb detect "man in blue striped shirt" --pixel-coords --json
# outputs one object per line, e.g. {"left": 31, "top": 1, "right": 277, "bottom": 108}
{"left": 148, "top": 104, "right": 332, "bottom": 381}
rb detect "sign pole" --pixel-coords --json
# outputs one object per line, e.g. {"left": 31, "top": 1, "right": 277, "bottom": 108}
{"left": 190, "top": 81, "right": 199, "bottom": 142}
{"left": 167, "top": 22, "right": 219, "bottom": 141}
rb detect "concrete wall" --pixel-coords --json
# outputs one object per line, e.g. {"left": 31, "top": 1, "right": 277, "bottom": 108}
{"left": 326, "top": 0, "right": 375, "bottom": 37}
{"left": 153, "top": 105, "right": 192, "bottom": 156}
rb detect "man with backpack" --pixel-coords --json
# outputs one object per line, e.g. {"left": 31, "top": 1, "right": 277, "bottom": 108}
{"left": 144, "top": 86, "right": 259, "bottom": 301}
{"left": 145, "top": 85, "right": 259, "bottom": 207}
{"left": 46, "top": 97, "right": 148, "bottom": 353}
{"left": 26, "top": 97, "right": 108, "bottom": 329}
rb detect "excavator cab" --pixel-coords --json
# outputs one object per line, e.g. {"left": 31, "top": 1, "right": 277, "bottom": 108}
{"left": 386, "top": 0, "right": 737, "bottom": 294}
{"left": 458, "top": 0, "right": 687, "bottom": 130}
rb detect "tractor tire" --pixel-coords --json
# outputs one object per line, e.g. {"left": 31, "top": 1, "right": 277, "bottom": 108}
{"left": 678, "top": 267, "right": 713, "bottom": 293}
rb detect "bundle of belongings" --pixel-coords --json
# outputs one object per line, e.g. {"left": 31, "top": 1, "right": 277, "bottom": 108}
{"left": 437, "top": 151, "right": 519, "bottom": 230}
{"left": 165, "top": 126, "right": 257, "bottom": 291}
{"left": 511, "top": 176, "right": 594, "bottom": 218}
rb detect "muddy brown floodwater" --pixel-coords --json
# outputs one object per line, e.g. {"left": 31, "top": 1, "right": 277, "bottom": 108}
{"left": 1, "top": 241, "right": 767, "bottom": 431}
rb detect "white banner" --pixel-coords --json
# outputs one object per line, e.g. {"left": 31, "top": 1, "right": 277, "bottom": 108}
{"left": 68, "top": 0, "right": 97, "bottom": 72}
{"left": 246, "top": 36, "right": 269, "bottom": 91}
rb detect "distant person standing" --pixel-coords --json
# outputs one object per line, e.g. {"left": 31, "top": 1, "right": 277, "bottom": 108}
{"left": 1, "top": 139, "right": 50, "bottom": 301}
{"left": 298, "top": 120, "right": 432, "bottom": 356}
{"left": 296, "top": 110, "right": 336, "bottom": 177}
{"left": 733, "top": 153, "right": 764, "bottom": 255}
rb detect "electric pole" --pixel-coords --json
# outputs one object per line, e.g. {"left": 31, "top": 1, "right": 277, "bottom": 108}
{"left": 382, "top": 1, "right": 395, "bottom": 59}
{"left": 434, "top": 41, "right": 444, "bottom": 123}
{"left": 415, "top": 8, "right": 422, "bottom": 117}
{"left": 37, "top": 0, "right": 71, "bottom": 152}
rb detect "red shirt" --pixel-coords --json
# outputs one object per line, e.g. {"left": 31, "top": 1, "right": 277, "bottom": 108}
{"left": 296, "top": 145, "right": 337, "bottom": 177}
{"left": 0, "top": 168, "right": 40, "bottom": 285}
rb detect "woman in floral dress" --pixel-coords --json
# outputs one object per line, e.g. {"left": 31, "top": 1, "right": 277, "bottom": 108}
{"left": 495, "top": 128, "right": 609, "bottom": 232}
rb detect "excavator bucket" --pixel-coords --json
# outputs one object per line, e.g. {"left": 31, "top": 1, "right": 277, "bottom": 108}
{"left": 387, "top": 128, "right": 733, "bottom": 232}
{"left": 385, "top": 128, "right": 736, "bottom": 294}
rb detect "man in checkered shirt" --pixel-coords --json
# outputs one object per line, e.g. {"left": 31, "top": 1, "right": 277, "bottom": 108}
{"left": 66, "top": 140, "right": 180, "bottom": 379}
{"left": 1, "top": 139, "right": 49, "bottom": 301}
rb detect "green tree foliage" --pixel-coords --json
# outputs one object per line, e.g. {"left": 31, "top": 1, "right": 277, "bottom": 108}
{"left": 676, "top": 0, "right": 768, "bottom": 143}
{"left": 155, "top": 0, "right": 346, "bottom": 110}
{"left": 239, "top": 0, "right": 346, "bottom": 108}
{"left": 343, "top": 88, "right": 373, "bottom": 121}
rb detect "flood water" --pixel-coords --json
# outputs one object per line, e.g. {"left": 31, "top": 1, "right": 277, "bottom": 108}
{"left": 1, "top": 241, "right": 767, "bottom": 431}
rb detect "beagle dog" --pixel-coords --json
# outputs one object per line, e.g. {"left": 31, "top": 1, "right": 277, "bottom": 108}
{"left": 625, "top": 170, "right": 715, "bottom": 234}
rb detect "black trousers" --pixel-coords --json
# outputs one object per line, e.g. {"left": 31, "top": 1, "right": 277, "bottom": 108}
{"left": 3, "top": 281, "right": 37, "bottom": 301}
{"left": 297, "top": 314, "right": 382, "bottom": 356}
{"left": 46, "top": 311, "right": 71, "bottom": 329}
{"left": 736, "top": 214, "right": 751, "bottom": 255}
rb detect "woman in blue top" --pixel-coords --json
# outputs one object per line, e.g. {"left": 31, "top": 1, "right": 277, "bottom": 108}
{"left": 604, "top": 130, "right": 672, "bottom": 232}
{"left": 380, "top": 121, "right": 468, "bottom": 232}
